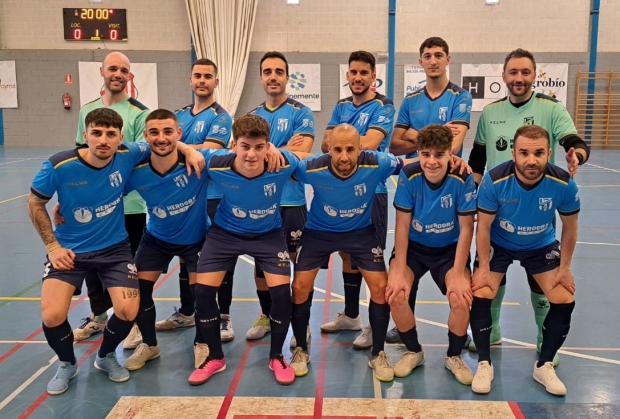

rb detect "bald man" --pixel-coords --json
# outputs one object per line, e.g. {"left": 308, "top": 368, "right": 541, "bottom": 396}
{"left": 73, "top": 51, "right": 150, "bottom": 343}
{"left": 289, "top": 124, "right": 407, "bottom": 382}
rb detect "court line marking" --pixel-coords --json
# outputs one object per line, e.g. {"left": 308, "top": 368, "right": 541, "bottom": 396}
{"left": 585, "top": 162, "right": 620, "bottom": 174}
{"left": 0, "top": 156, "right": 48, "bottom": 167}
{"left": 0, "top": 355, "right": 59, "bottom": 412}
{"left": 0, "top": 193, "right": 28, "bottom": 205}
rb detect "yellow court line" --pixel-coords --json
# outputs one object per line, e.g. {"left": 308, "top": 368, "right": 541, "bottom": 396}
{"left": 0, "top": 193, "right": 28, "bottom": 205}
{"left": 389, "top": 174, "right": 397, "bottom": 186}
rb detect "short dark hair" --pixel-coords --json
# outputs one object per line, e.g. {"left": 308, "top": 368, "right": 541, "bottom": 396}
{"left": 419, "top": 37, "right": 449, "bottom": 56}
{"left": 417, "top": 124, "right": 453, "bottom": 151}
{"left": 191, "top": 58, "right": 218, "bottom": 75}
{"left": 260, "top": 51, "right": 289, "bottom": 76}
{"left": 233, "top": 114, "right": 270, "bottom": 142}
{"left": 348, "top": 51, "right": 376, "bottom": 71}
{"left": 85, "top": 108, "right": 123, "bottom": 131}
{"left": 514, "top": 125, "right": 550, "bottom": 147}
{"left": 504, "top": 48, "right": 536, "bottom": 71}
{"left": 146, "top": 109, "right": 178, "bottom": 125}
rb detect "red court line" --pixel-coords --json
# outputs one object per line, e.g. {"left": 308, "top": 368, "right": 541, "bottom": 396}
{"left": 216, "top": 341, "right": 255, "bottom": 419}
{"left": 0, "top": 204, "right": 26, "bottom": 216}
{"left": 508, "top": 401, "right": 526, "bottom": 419}
{"left": 313, "top": 255, "right": 334, "bottom": 419}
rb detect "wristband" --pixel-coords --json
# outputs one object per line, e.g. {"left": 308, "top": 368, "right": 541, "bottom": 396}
{"left": 46, "top": 241, "right": 61, "bottom": 253}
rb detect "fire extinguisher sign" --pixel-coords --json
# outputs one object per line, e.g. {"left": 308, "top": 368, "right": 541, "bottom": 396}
{"left": 77, "top": 62, "right": 159, "bottom": 109}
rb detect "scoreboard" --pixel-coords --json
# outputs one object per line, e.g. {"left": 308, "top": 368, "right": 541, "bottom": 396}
{"left": 62, "top": 8, "right": 128, "bottom": 42}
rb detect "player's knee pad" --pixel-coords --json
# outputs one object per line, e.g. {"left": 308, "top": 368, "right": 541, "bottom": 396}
{"left": 268, "top": 284, "right": 292, "bottom": 322}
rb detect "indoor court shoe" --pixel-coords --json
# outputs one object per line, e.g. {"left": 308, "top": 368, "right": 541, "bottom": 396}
{"left": 445, "top": 355, "right": 474, "bottom": 385}
{"left": 352, "top": 325, "right": 373, "bottom": 349}
{"left": 471, "top": 361, "right": 494, "bottom": 394}
{"left": 269, "top": 355, "right": 295, "bottom": 385}
{"left": 94, "top": 352, "right": 130, "bottom": 383}
{"left": 47, "top": 362, "right": 78, "bottom": 395}
{"left": 194, "top": 343, "right": 210, "bottom": 369}
{"left": 246, "top": 314, "right": 271, "bottom": 340}
{"left": 289, "top": 325, "right": 311, "bottom": 348}
{"left": 368, "top": 350, "right": 394, "bottom": 382}
{"left": 155, "top": 307, "right": 195, "bottom": 331}
{"left": 122, "top": 323, "right": 142, "bottom": 349}
{"left": 125, "top": 343, "right": 161, "bottom": 371}
{"left": 188, "top": 357, "right": 226, "bottom": 386}
{"left": 73, "top": 316, "right": 106, "bottom": 341}
{"left": 385, "top": 326, "right": 401, "bottom": 343}
{"left": 533, "top": 361, "right": 567, "bottom": 396}
{"left": 220, "top": 314, "right": 235, "bottom": 342}
{"left": 537, "top": 341, "right": 560, "bottom": 367}
{"left": 320, "top": 312, "right": 363, "bottom": 333}
{"left": 290, "top": 347, "right": 311, "bottom": 377}
{"left": 468, "top": 327, "right": 502, "bottom": 352}
{"left": 393, "top": 349, "right": 425, "bottom": 378}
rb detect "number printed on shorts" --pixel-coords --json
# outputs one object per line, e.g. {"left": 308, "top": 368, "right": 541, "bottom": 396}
{"left": 42, "top": 263, "right": 51, "bottom": 279}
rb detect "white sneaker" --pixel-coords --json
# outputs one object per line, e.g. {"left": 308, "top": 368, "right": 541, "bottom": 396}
{"left": 155, "top": 307, "right": 195, "bottom": 331}
{"left": 122, "top": 324, "right": 142, "bottom": 350}
{"left": 533, "top": 361, "right": 567, "bottom": 396}
{"left": 320, "top": 312, "right": 362, "bottom": 333}
{"left": 445, "top": 355, "right": 474, "bottom": 385}
{"left": 290, "top": 347, "right": 311, "bottom": 377}
{"left": 220, "top": 314, "right": 235, "bottom": 342}
{"left": 246, "top": 314, "right": 271, "bottom": 340}
{"left": 194, "top": 343, "right": 210, "bottom": 369}
{"left": 352, "top": 325, "right": 373, "bottom": 349}
{"left": 289, "top": 325, "right": 311, "bottom": 348}
{"left": 393, "top": 349, "right": 425, "bottom": 378}
{"left": 368, "top": 350, "right": 394, "bottom": 382}
{"left": 125, "top": 343, "right": 161, "bottom": 371}
{"left": 471, "top": 361, "right": 494, "bottom": 394}
{"left": 73, "top": 316, "right": 107, "bottom": 341}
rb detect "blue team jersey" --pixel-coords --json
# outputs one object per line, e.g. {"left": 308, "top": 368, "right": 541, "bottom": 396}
{"left": 175, "top": 102, "right": 232, "bottom": 201}
{"left": 326, "top": 93, "right": 396, "bottom": 194}
{"left": 393, "top": 162, "right": 477, "bottom": 247}
{"left": 30, "top": 142, "right": 151, "bottom": 253}
{"left": 125, "top": 149, "right": 215, "bottom": 245}
{"left": 208, "top": 149, "right": 299, "bottom": 234}
{"left": 295, "top": 151, "right": 400, "bottom": 232}
{"left": 250, "top": 98, "right": 315, "bottom": 206}
{"left": 477, "top": 161, "right": 580, "bottom": 251}
{"left": 395, "top": 82, "right": 472, "bottom": 158}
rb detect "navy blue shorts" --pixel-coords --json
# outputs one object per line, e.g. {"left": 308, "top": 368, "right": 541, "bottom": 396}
{"left": 372, "top": 193, "right": 388, "bottom": 250}
{"left": 474, "top": 240, "right": 562, "bottom": 275}
{"left": 134, "top": 230, "right": 203, "bottom": 274}
{"left": 197, "top": 225, "right": 291, "bottom": 276}
{"left": 295, "top": 226, "right": 386, "bottom": 272}
{"left": 42, "top": 239, "right": 139, "bottom": 290}
{"left": 389, "top": 241, "right": 471, "bottom": 295}
{"left": 281, "top": 204, "right": 307, "bottom": 254}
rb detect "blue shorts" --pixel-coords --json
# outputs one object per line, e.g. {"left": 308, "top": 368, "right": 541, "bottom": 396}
{"left": 390, "top": 241, "right": 471, "bottom": 295}
{"left": 295, "top": 226, "right": 386, "bottom": 272}
{"left": 474, "top": 240, "right": 562, "bottom": 275}
{"left": 281, "top": 204, "right": 307, "bottom": 254}
{"left": 134, "top": 230, "right": 203, "bottom": 273}
{"left": 42, "top": 239, "right": 139, "bottom": 290}
{"left": 197, "top": 225, "right": 291, "bottom": 276}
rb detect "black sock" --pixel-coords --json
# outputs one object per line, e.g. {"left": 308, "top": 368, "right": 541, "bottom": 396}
{"left": 43, "top": 319, "right": 76, "bottom": 364}
{"left": 257, "top": 289, "right": 272, "bottom": 316}
{"left": 398, "top": 326, "right": 422, "bottom": 353}
{"left": 538, "top": 301, "right": 575, "bottom": 367}
{"left": 407, "top": 280, "right": 420, "bottom": 315}
{"left": 136, "top": 279, "right": 157, "bottom": 347}
{"left": 218, "top": 271, "right": 234, "bottom": 315}
{"left": 178, "top": 262, "right": 194, "bottom": 316}
{"left": 343, "top": 272, "right": 363, "bottom": 318}
{"left": 190, "top": 283, "right": 196, "bottom": 300}
{"left": 470, "top": 297, "right": 493, "bottom": 364}
{"left": 368, "top": 300, "right": 390, "bottom": 355}
{"left": 447, "top": 330, "right": 468, "bottom": 357}
{"left": 98, "top": 314, "right": 134, "bottom": 357}
{"left": 268, "top": 284, "right": 292, "bottom": 358}
{"left": 292, "top": 298, "right": 311, "bottom": 351}
{"left": 194, "top": 284, "right": 224, "bottom": 359}
{"left": 308, "top": 289, "right": 314, "bottom": 309}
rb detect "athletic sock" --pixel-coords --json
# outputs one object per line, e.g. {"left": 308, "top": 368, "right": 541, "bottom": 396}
{"left": 194, "top": 284, "right": 224, "bottom": 359}
{"left": 93, "top": 313, "right": 108, "bottom": 322}
{"left": 368, "top": 300, "right": 390, "bottom": 355}
{"left": 268, "top": 284, "right": 292, "bottom": 358}
{"left": 531, "top": 291, "right": 550, "bottom": 344}
{"left": 178, "top": 262, "right": 194, "bottom": 316}
{"left": 257, "top": 289, "right": 272, "bottom": 316}
{"left": 470, "top": 297, "right": 493, "bottom": 364}
{"left": 398, "top": 326, "right": 422, "bottom": 353}
{"left": 447, "top": 330, "right": 468, "bottom": 357}
{"left": 42, "top": 319, "right": 76, "bottom": 364}
{"left": 490, "top": 282, "right": 506, "bottom": 331}
{"left": 538, "top": 301, "right": 575, "bottom": 367}
{"left": 135, "top": 279, "right": 157, "bottom": 347}
{"left": 292, "top": 298, "right": 311, "bottom": 351}
{"left": 218, "top": 271, "right": 234, "bottom": 315}
{"left": 343, "top": 272, "right": 363, "bottom": 318}
{"left": 98, "top": 314, "right": 134, "bottom": 357}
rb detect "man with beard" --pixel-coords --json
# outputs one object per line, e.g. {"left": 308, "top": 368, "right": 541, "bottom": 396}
{"left": 290, "top": 124, "right": 406, "bottom": 382}
{"left": 470, "top": 125, "right": 580, "bottom": 396}
{"left": 467, "top": 49, "right": 590, "bottom": 364}
{"left": 319, "top": 51, "right": 395, "bottom": 350}
{"left": 73, "top": 52, "right": 150, "bottom": 342}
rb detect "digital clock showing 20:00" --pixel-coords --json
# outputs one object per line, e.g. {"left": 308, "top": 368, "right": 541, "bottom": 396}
{"left": 62, "top": 8, "right": 128, "bottom": 41}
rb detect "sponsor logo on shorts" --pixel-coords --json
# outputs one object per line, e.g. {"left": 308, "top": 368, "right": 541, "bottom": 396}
{"left": 232, "top": 206, "right": 247, "bottom": 218}
{"left": 109, "top": 171, "right": 123, "bottom": 187}
{"left": 73, "top": 207, "right": 93, "bottom": 223}
{"left": 440, "top": 194, "right": 453, "bottom": 209}
{"left": 264, "top": 182, "right": 277, "bottom": 197}
{"left": 249, "top": 203, "right": 278, "bottom": 219}
{"left": 499, "top": 218, "right": 516, "bottom": 233}
{"left": 42, "top": 262, "right": 51, "bottom": 279}
{"left": 539, "top": 197, "right": 553, "bottom": 211}
{"left": 545, "top": 249, "right": 560, "bottom": 260}
{"left": 127, "top": 263, "right": 138, "bottom": 280}
{"left": 354, "top": 183, "right": 367, "bottom": 196}
{"left": 277, "top": 251, "right": 291, "bottom": 268}
{"left": 290, "top": 230, "right": 302, "bottom": 240}
{"left": 371, "top": 246, "right": 384, "bottom": 263}
{"left": 174, "top": 174, "right": 189, "bottom": 188}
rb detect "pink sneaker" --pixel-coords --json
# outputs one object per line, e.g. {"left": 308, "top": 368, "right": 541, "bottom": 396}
{"left": 188, "top": 357, "right": 226, "bottom": 386}
{"left": 269, "top": 355, "right": 295, "bottom": 385}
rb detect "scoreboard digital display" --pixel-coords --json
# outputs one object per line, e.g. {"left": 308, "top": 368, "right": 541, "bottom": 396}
{"left": 63, "top": 8, "right": 128, "bottom": 41}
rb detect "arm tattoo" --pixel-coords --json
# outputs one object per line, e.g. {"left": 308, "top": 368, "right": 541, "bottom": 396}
{"left": 26, "top": 192, "right": 57, "bottom": 246}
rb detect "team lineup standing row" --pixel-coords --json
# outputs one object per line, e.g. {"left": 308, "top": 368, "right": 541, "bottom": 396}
{"left": 27, "top": 36, "right": 590, "bottom": 397}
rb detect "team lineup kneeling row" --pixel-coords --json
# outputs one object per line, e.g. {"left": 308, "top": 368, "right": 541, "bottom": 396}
{"left": 26, "top": 36, "right": 590, "bottom": 397}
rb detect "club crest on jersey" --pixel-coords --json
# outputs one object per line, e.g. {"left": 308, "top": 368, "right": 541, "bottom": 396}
{"left": 439, "top": 107, "right": 448, "bottom": 122}
{"left": 324, "top": 203, "right": 338, "bottom": 217}
{"left": 499, "top": 217, "right": 516, "bottom": 233}
{"left": 152, "top": 206, "right": 167, "bottom": 219}
{"left": 73, "top": 207, "right": 93, "bottom": 223}
{"left": 277, "top": 118, "right": 289, "bottom": 132}
{"left": 232, "top": 206, "right": 247, "bottom": 218}
{"left": 357, "top": 113, "right": 369, "bottom": 127}
{"left": 174, "top": 174, "right": 188, "bottom": 188}
{"left": 411, "top": 217, "right": 423, "bottom": 233}
{"left": 354, "top": 183, "right": 367, "bottom": 196}
{"left": 109, "top": 171, "right": 122, "bottom": 187}
{"left": 440, "top": 194, "right": 453, "bottom": 208}
{"left": 194, "top": 121, "right": 205, "bottom": 133}
{"left": 524, "top": 116, "right": 535, "bottom": 125}
{"left": 539, "top": 198, "right": 553, "bottom": 211}
{"left": 264, "top": 183, "right": 277, "bottom": 197}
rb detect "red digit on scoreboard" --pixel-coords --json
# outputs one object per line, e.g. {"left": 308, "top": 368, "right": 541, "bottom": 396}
{"left": 73, "top": 28, "right": 82, "bottom": 40}
{"left": 109, "top": 29, "right": 118, "bottom": 40}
